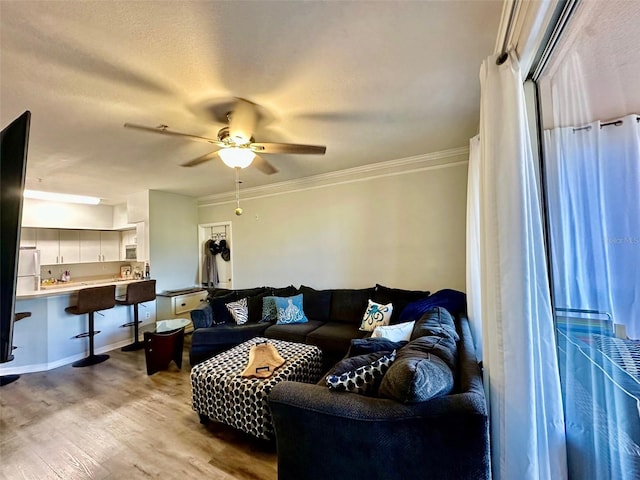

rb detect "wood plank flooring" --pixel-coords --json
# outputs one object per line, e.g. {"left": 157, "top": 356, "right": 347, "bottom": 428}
{"left": 0, "top": 337, "right": 277, "bottom": 480}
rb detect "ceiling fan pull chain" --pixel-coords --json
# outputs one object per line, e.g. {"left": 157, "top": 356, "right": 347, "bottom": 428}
{"left": 235, "top": 167, "right": 243, "bottom": 216}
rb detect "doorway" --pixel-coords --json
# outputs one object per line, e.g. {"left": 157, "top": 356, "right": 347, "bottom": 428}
{"left": 198, "top": 222, "right": 233, "bottom": 289}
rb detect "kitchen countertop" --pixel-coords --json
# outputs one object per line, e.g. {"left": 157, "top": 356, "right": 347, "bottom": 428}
{"left": 16, "top": 278, "right": 148, "bottom": 300}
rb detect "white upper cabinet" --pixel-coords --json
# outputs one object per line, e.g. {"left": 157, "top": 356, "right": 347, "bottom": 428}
{"left": 19, "top": 227, "right": 37, "bottom": 248}
{"left": 36, "top": 229, "right": 80, "bottom": 264}
{"left": 37, "top": 229, "right": 61, "bottom": 265}
{"left": 79, "top": 230, "right": 120, "bottom": 262}
{"left": 100, "top": 231, "right": 120, "bottom": 262}
{"left": 58, "top": 230, "right": 80, "bottom": 264}
{"left": 79, "top": 230, "right": 101, "bottom": 263}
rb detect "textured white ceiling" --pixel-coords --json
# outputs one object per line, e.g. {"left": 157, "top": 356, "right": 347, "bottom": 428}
{"left": 539, "top": 0, "right": 640, "bottom": 128}
{"left": 0, "top": 1, "right": 501, "bottom": 204}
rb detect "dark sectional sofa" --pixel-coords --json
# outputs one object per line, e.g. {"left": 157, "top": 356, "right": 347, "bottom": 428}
{"left": 189, "top": 284, "right": 432, "bottom": 371}
{"left": 190, "top": 285, "right": 489, "bottom": 479}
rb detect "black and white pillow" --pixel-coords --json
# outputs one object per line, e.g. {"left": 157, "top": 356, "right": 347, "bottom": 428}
{"left": 326, "top": 350, "right": 396, "bottom": 395}
{"left": 226, "top": 297, "right": 249, "bottom": 325}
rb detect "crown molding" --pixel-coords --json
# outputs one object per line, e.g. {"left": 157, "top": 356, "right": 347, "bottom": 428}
{"left": 197, "top": 145, "right": 469, "bottom": 207}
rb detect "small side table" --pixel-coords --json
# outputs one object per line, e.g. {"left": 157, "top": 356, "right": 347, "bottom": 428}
{"left": 143, "top": 318, "right": 191, "bottom": 376}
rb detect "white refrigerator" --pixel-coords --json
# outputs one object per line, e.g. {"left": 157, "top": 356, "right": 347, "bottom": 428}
{"left": 17, "top": 248, "right": 41, "bottom": 294}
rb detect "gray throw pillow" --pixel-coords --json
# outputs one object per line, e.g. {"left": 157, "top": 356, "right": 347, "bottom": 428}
{"left": 411, "top": 306, "right": 460, "bottom": 342}
{"left": 378, "top": 352, "right": 454, "bottom": 403}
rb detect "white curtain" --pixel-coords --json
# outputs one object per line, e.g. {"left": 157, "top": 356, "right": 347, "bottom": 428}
{"left": 544, "top": 115, "right": 640, "bottom": 339}
{"left": 467, "top": 51, "right": 567, "bottom": 480}
{"left": 466, "top": 135, "right": 483, "bottom": 361}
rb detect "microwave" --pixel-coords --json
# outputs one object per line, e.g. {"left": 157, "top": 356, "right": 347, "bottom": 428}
{"left": 125, "top": 244, "right": 137, "bottom": 260}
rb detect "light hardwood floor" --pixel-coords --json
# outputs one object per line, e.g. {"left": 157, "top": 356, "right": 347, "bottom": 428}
{"left": 0, "top": 337, "right": 277, "bottom": 480}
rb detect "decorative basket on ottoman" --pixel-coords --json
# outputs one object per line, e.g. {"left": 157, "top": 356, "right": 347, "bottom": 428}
{"left": 191, "top": 337, "right": 322, "bottom": 440}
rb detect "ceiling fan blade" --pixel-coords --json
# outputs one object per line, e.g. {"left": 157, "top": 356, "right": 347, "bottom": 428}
{"left": 181, "top": 151, "right": 220, "bottom": 167}
{"left": 252, "top": 154, "right": 278, "bottom": 175}
{"left": 124, "top": 123, "right": 223, "bottom": 145}
{"left": 228, "top": 98, "right": 258, "bottom": 145}
{"left": 250, "top": 142, "right": 326, "bottom": 155}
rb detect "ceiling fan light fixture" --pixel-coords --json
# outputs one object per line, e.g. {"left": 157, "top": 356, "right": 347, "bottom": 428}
{"left": 218, "top": 147, "right": 255, "bottom": 169}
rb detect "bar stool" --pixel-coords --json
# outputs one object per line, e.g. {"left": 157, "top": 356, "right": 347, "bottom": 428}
{"left": 116, "top": 279, "right": 156, "bottom": 351}
{"left": 66, "top": 285, "right": 115, "bottom": 367}
{"left": 0, "top": 312, "right": 31, "bottom": 387}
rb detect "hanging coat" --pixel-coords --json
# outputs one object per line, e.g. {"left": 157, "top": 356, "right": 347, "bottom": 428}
{"left": 202, "top": 239, "right": 218, "bottom": 287}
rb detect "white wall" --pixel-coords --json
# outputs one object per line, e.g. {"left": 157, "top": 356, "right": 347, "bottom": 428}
{"left": 148, "top": 190, "right": 199, "bottom": 292}
{"left": 198, "top": 158, "right": 468, "bottom": 292}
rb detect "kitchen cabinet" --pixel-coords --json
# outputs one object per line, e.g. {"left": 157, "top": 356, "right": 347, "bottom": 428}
{"left": 37, "top": 229, "right": 80, "bottom": 265}
{"left": 79, "top": 230, "right": 101, "bottom": 262}
{"left": 20, "top": 227, "right": 37, "bottom": 247}
{"left": 120, "top": 229, "right": 136, "bottom": 260}
{"left": 101, "top": 231, "right": 120, "bottom": 261}
{"left": 58, "top": 230, "right": 81, "bottom": 263}
{"left": 80, "top": 230, "right": 120, "bottom": 262}
{"left": 156, "top": 289, "right": 207, "bottom": 331}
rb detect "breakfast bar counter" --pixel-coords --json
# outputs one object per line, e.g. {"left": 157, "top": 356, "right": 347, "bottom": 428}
{"left": 1, "top": 279, "right": 157, "bottom": 375}
{"left": 17, "top": 277, "right": 145, "bottom": 299}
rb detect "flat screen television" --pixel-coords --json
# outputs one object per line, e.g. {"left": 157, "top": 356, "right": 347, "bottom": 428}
{"left": 0, "top": 111, "right": 31, "bottom": 364}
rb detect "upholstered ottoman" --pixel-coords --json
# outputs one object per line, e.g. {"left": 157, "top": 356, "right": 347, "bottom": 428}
{"left": 191, "top": 337, "right": 323, "bottom": 440}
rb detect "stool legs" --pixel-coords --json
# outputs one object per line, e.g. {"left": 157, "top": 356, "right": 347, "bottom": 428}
{"left": 121, "top": 304, "right": 144, "bottom": 352}
{"left": 73, "top": 312, "right": 109, "bottom": 367}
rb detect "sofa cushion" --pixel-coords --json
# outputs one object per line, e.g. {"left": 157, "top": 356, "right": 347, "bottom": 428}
{"left": 329, "top": 287, "right": 374, "bottom": 324}
{"left": 371, "top": 321, "right": 415, "bottom": 342}
{"left": 191, "top": 322, "right": 269, "bottom": 347}
{"left": 347, "top": 337, "right": 408, "bottom": 357}
{"left": 275, "top": 294, "right": 308, "bottom": 324}
{"left": 306, "top": 321, "right": 368, "bottom": 358}
{"left": 226, "top": 297, "right": 249, "bottom": 325}
{"left": 398, "top": 289, "right": 467, "bottom": 323}
{"left": 299, "top": 285, "right": 332, "bottom": 321}
{"left": 210, "top": 293, "right": 236, "bottom": 324}
{"left": 411, "top": 307, "right": 460, "bottom": 342}
{"left": 264, "top": 320, "right": 324, "bottom": 344}
{"left": 359, "top": 299, "right": 393, "bottom": 332}
{"left": 207, "top": 287, "right": 234, "bottom": 298}
{"left": 326, "top": 351, "right": 396, "bottom": 396}
{"left": 401, "top": 334, "right": 457, "bottom": 372}
{"left": 191, "top": 303, "right": 213, "bottom": 329}
{"left": 247, "top": 292, "right": 269, "bottom": 323}
{"left": 269, "top": 285, "right": 298, "bottom": 296}
{"left": 372, "top": 284, "right": 431, "bottom": 324}
{"left": 233, "top": 287, "right": 269, "bottom": 298}
{"left": 378, "top": 348, "right": 454, "bottom": 403}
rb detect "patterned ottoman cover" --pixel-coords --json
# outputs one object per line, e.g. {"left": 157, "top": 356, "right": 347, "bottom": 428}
{"left": 191, "top": 337, "right": 323, "bottom": 440}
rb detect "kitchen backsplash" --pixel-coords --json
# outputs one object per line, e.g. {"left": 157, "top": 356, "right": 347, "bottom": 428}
{"left": 40, "top": 261, "right": 144, "bottom": 282}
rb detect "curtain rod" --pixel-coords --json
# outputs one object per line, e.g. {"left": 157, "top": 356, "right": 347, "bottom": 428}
{"left": 572, "top": 115, "right": 640, "bottom": 133}
{"left": 496, "top": 0, "right": 520, "bottom": 65}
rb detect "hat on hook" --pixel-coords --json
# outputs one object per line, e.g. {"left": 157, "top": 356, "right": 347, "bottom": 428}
{"left": 209, "top": 240, "right": 222, "bottom": 255}
{"left": 220, "top": 239, "right": 231, "bottom": 261}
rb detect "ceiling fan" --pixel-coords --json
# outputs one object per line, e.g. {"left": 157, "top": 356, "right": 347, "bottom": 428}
{"left": 124, "top": 98, "right": 326, "bottom": 175}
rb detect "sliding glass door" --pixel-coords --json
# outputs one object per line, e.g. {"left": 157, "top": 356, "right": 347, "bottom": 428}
{"left": 537, "top": 1, "right": 640, "bottom": 478}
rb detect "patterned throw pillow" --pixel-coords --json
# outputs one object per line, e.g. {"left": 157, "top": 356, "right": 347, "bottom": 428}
{"left": 359, "top": 299, "right": 393, "bottom": 332}
{"left": 326, "top": 350, "right": 396, "bottom": 395}
{"left": 371, "top": 321, "right": 416, "bottom": 342}
{"left": 261, "top": 296, "right": 278, "bottom": 323}
{"left": 226, "top": 297, "right": 249, "bottom": 325}
{"left": 274, "top": 294, "right": 308, "bottom": 325}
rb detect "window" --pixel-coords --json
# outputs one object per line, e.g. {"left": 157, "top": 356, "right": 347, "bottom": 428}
{"left": 537, "top": 1, "right": 640, "bottom": 478}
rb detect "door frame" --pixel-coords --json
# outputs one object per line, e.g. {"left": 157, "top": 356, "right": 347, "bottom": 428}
{"left": 198, "top": 221, "right": 233, "bottom": 288}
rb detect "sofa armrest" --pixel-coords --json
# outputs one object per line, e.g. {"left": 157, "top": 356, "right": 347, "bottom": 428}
{"left": 268, "top": 382, "right": 489, "bottom": 480}
{"left": 190, "top": 302, "right": 213, "bottom": 329}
